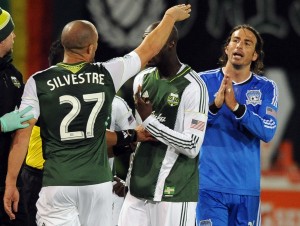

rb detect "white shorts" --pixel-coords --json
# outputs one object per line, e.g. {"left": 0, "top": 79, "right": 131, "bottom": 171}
{"left": 118, "top": 191, "right": 197, "bottom": 226}
{"left": 112, "top": 192, "right": 124, "bottom": 226}
{"left": 36, "top": 182, "right": 112, "bottom": 226}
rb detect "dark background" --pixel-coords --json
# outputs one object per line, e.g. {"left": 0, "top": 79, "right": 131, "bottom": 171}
{"left": 36, "top": 0, "right": 300, "bottom": 167}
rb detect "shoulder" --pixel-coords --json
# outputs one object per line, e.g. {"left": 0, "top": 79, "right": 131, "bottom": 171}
{"left": 252, "top": 73, "right": 278, "bottom": 89}
{"left": 112, "top": 96, "right": 131, "bottom": 110}
{"left": 184, "top": 67, "right": 207, "bottom": 91}
{"left": 198, "top": 68, "right": 222, "bottom": 79}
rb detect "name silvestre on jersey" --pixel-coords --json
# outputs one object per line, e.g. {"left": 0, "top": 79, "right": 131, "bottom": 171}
{"left": 47, "top": 73, "right": 105, "bottom": 91}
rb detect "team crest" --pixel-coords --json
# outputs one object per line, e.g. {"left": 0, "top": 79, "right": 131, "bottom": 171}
{"left": 10, "top": 76, "right": 21, "bottom": 88}
{"left": 167, "top": 93, "right": 179, "bottom": 106}
{"left": 246, "top": 90, "right": 262, "bottom": 106}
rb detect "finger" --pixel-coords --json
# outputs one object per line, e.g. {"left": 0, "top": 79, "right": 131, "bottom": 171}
{"left": 18, "top": 106, "right": 33, "bottom": 116}
{"left": 134, "top": 86, "right": 142, "bottom": 105}
{"left": 20, "top": 114, "right": 34, "bottom": 123}
{"left": 4, "top": 202, "right": 15, "bottom": 220}
{"left": 18, "top": 122, "right": 30, "bottom": 129}
{"left": 13, "top": 200, "right": 19, "bottom": 214}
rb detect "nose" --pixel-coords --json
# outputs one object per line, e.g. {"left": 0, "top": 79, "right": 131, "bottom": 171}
{"left": 236, "top": 40, "right": 243, "bottom": 49}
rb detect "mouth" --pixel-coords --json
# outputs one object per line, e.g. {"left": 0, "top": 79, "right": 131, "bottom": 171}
{"left": 233, "top": 51, "right": 244, "bottom": 59}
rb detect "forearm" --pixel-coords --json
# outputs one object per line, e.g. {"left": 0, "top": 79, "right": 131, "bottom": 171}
{"left": 134, "top": 15, "right": 175, "bottom": 68}
{"left": 6, "top": 127, "right": 33, "bottom": 186}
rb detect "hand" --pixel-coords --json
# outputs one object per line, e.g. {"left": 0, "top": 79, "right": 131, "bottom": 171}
{"left": 214, "top": 75, "right": 227, "bottom": 108}
{"left": 0, "top": 106, "right": 34, "bottom": 132}
{"left": 135, "top": 125, "right": 157, "bottom": 142}
{"left": 113, "top": 176, "right": 127, "bottom": 197}
{"left": 224, "top": 75, "right": 238, "bottom": 110}
{"left": 134, "top": 86, "right": 152, "bottom": 121}
{"left": 165, "top": 4, "right": 191, "bottom": 22}
{"left": 3, "top": 185, "right": 20, "bottom": 220}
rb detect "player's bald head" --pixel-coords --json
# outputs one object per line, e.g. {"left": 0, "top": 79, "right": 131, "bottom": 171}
{"left": 61, "top": 20, "right": 98, "bottom": 50}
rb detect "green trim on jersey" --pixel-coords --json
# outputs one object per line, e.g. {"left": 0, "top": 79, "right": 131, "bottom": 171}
{"left": 57, "top": 62, "right": 87, "bottom": 74}
{"left": 130, "top": 65, "right": 199, "bottom": 202}
{"left": 34, "top": 62, "right": 116, "bottom": 186}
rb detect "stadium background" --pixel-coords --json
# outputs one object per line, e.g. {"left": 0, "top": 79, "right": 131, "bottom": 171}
{"left": 1, "top": 0, "right": 299, "bottom": 224}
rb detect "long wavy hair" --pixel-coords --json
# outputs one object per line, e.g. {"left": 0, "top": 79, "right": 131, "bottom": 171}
{"left": 218, "top": 24, "right": 264, "bottom": 74}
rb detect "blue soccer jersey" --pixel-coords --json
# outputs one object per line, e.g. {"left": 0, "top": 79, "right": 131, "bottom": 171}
{"left": 199, "top": 68, "right": 278, "bottom": 196}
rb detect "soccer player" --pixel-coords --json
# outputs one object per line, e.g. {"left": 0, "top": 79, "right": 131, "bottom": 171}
{"left": 4, "top": 4, "right": 192, "bottom": 226}
{"left": 196, "top": 24, "right": 278, "bottom": 226}
{"left": 118, "top": 22, "right": 209, "bottom": 226}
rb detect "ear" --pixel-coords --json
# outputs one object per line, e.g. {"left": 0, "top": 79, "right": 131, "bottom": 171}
{"left": 225, "top": 46, "right": 228, "bottom": 55}
{"left": 169, "top": 41, "right": 175, "bottom": 48}
{"left": 252, "top": 51, "right": 258, "bottom": 61}
{"left": 87, "top": 44, "right": 93, "bottom": 54}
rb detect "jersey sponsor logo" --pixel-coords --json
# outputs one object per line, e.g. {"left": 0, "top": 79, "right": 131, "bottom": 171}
{"left": 167, "top": 93, "right": 180, "bottom": 106}
{"left": 163, "top": 186, "right": 175, "bottom": 197}
{"left": 10, "top": 76, "right": 21, "bottom": 88}
{"left": 190, "top": 119, "right": 205, "bottom": 131}
{"left": 152, "top": 111, "right": 166, "bottom": 123}
{"left": 246, "top": 90, "right": 262, "bottom": 106}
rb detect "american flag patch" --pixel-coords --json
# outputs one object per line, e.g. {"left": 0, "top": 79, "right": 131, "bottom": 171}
{"left": 266, "top": 107, "right": 277, "bottom": 118}
{"left": 190, "top": 119, "right": 205, "bottom": 131}
{"left": 128, "top": 115, "right": 134, "bottom": 124}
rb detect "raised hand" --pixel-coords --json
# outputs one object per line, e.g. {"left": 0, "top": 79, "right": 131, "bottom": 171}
{"left": 165, "top": 4, "right": 192, "bottom": 22}
{"left": 224, "top": 75, "right": 238, "bottom": 111}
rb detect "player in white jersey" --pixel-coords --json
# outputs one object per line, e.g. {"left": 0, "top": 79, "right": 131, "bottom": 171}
{"left": 109, "top": 95, "right": 137, "bottom": 226}
{"left": 3, "top": 5, "right": 192, "bottom": 226}
{"left": 119, "top": 22, "right": 209, "bottom": 226}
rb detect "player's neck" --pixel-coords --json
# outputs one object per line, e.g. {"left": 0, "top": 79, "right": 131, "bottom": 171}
{"left": 223, "top": 65, "right": 251, "bottom": 83}
{"left": 157, "top": 58, "right": 181, "bottom": 80}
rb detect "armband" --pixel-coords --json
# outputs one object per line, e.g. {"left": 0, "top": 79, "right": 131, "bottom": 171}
{"left": 233, "top": 104, "right": 246, "bottom": 118}
{"left": 112, "top": 144, "right": 134, "bottom": 156}
{"left": 209, "top": 101, "right": 221, "bottom": 114}
{"left": 115, "top": 129, "right": 137, "bottom": 146}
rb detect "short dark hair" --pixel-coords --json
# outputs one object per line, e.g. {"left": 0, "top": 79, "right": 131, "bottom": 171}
{"left": 218, "top": 24, "right": 264, "bottom": 74}
{"left": 48, "top": 39, "right": 64, "bottom": 66}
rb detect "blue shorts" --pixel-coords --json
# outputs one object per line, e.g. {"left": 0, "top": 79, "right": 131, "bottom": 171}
{"left": 196, "top": 189, "right": 261, "bottom": 226}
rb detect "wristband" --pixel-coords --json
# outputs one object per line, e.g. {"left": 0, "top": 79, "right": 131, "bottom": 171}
{"left": 233, "top": 104, "right": 246, "bottom": 118}
{"left": 112, "top": 144, "right": 134, "bottom": 156}
{"left": 116, "top": 129, "right": 137, "bottom": 146}
{"left": 209, "top": 101, "right": 221, "bottom": 114}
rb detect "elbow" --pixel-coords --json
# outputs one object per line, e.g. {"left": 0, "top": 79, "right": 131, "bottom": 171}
{"left": 261, "top": 132, "right": 275, "bottom": 143}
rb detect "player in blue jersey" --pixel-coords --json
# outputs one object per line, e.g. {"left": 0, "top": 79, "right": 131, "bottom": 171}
{"left": 196, "top": 24, "right": 278, "bottom": 226}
